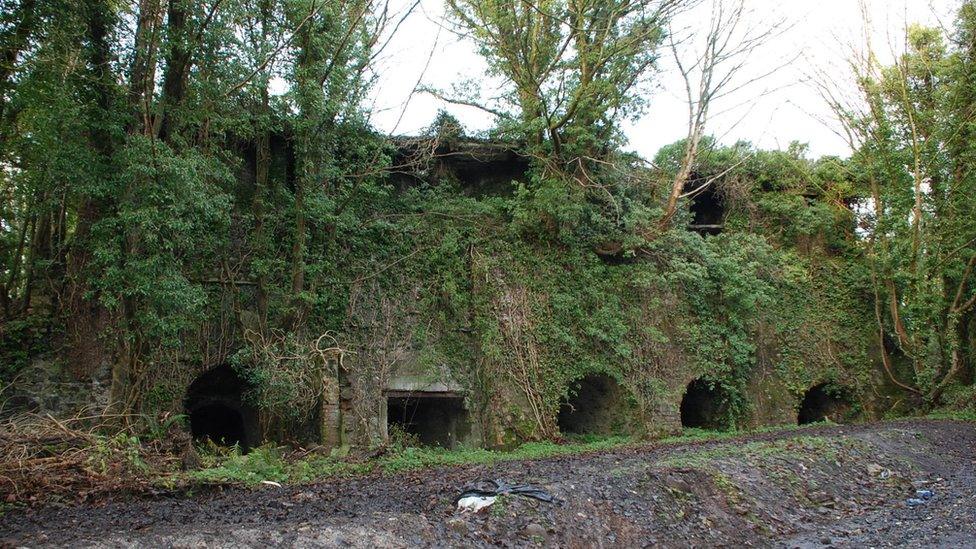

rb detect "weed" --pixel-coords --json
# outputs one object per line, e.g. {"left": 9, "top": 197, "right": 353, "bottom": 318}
{"left": 710, "top": 471, "right": 743, "bottom": 505}
{"left": 489, "top": 495, "right": 510, "bottom": 517}
{"left": 141, "top": 414, "right": 187, "bottom": 442}
{"left": 926, "top": 409, "right": 976, "bottom": 422}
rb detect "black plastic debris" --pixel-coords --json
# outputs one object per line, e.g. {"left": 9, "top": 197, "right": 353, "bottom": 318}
{"left": 907, "top": 489, "right": 935, "bottom": 507}
{"left": 455, "top": 479, "right": 556, "bottom": 505}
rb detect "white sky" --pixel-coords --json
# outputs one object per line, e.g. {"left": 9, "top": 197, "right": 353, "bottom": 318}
{"left": 365, "top": 0, "right": 959, "bottom": 160}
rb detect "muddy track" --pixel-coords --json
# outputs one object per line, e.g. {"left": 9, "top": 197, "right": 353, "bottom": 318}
{"left": 2, "top": 419, "right": 974, "bottom": 548}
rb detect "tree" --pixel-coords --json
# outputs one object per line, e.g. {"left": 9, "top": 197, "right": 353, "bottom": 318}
{"left": 0, "top": 0, "right": 406, "bottom": 422}
{"left": 442, "top": 0, "right": 687, "bottom": 176}
{"left": 659, "top": 0, "right": 785, "bottom": 231}
{"left": 825, "top": 3, "right": 976, "bottom": 403}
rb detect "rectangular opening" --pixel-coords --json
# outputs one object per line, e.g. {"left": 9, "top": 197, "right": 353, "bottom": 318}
{"left": 688, "top": 185, "right": 725, "bottom": 235}
{"left": 386, "top": 391, "right": 470, "bottom": 449}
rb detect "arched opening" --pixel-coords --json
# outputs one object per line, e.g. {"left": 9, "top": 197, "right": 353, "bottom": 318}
{"left": 386, "top": 392, "right": 470, "bottom": 449}
{"left": 680, "top": 378, "right": 731, "bottom": 430}
{"left": 558, "top": 374, "right": 629, "bottom": 436}
{"left": 798, "top": 383, "right": 852, "bottom": 425}
{"left": 184, "top": 366, "right": 259, "bottom": 452}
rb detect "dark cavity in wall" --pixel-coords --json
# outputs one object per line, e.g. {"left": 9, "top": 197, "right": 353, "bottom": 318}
{"left": 688, "top": 184, "right": 725, "bottom": 235}
{"left": 185, "top": 366, "right": 260, "bottom": 452}
{"left": 798, "top": 383, "right": 852, "bottom": 425}
{"left": 558, "top": 373, "right": 629, "bottom": 436}
{"left": 680, "top": 378, "right": 731, "bottom": 430}
{"left": 386, "top": 392, "right": 469, "bottom": 449}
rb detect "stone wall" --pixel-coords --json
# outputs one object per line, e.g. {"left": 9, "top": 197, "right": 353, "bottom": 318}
{"left": 1, "top": 359, "right": 110, "bottom": 419}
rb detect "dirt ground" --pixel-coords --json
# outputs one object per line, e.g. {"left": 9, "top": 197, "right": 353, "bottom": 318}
{"left": 1, "top": 419, "right": 973, "bottom": 548}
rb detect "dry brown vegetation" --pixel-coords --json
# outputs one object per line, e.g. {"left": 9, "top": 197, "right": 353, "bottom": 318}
{"left": 0, "top": 413, "right": 187, "bottom": 506}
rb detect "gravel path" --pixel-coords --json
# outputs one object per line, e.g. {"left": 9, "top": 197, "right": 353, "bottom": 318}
{"left": 1, "top": 419, "right": 973, "bottom": 548}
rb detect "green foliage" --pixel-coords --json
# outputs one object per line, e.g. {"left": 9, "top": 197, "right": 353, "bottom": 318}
{"left": 445, "top": 0, "right": 668, "bottom": 158}
{"left": 0, "top": 0, "right": 901, "bottom": 450}
{"left": 0, "top": 315, "right": 48, "bottom": 379}
{"left": 92, "top": 136, "right": 233, "bottom": 345}
{"left": 835, "top": 4, "right": 976, "bottom": 402}
{"left": 191, "top": 445, "right": 294, "bottom": 484}
{"left": 87, "top": 433, "right": 150, "bottom": 476}
{"left": 186, "top": 422, "right": 875, "bottom": 488}
{"left": 141, "top": 413, "right": 188, "bottom": 443}
{"left": 426, "top": 110, "right": 466, "bottom": 141}
{"left": 190, "top": 435, "right": 632, "bottom": 485}
{"left": 231, "top": 332, "right": 332, "bottom": 424}
{"left": 931, "top": 384, "right": 976, "bottom": 419}
{"left": 463, "top": 181, "right": 871, "bottom": 435}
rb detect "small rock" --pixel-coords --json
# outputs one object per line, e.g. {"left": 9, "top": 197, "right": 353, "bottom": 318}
{"left": 809, "top": 491, "right": 830, "bottom": 504}
{"left": 866, "top": 463, "right": 884, "bottom": 476}
{"left": 820, "top": 537, "right": 832, "bottom": 545}
{"left": 664, "top": 477, "right": 693, "bottom": 494}
{"left": 446, "top": 518, "right": 467, "bottom": 534}
{"left": 522, "top": 523, "right": 546, "bottom": 538}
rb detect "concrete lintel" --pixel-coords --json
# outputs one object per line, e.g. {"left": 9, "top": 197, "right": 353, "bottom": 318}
{"left": 385, "top": 390, "right": 464, "bottom": 399}
{"left": 385, "top": 375, "right": 463, "bottom": 395}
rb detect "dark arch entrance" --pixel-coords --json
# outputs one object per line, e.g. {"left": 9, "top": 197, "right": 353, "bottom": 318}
{"left": 798, "top": 383, "right": 852, "bottom": 425}
{"left": 558, "top": 374, "right": 629, "bottom": 436}
{"left": 184, "top": 366, "right": 259, "bottom": 451}
{"left": 680, "top": 378, "right": 731, "bottom": 430}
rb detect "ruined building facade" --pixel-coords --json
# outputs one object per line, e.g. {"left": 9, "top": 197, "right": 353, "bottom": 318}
{"left": 6, "top": 138, "right": 881, "bottom": 451}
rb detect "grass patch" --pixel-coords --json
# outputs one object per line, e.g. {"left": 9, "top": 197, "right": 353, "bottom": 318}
{"left": 183, "top": 422, "right": 811, "bottom": 487}
{"left": 657, "top": 421, "right": 827, "bottom": 446}
{"left": 189, "top": 446, "right": 369, "bottom": 485}
{"left": 925, "top": 409, "right": 976, "bottom": 422}
{"left": 181, "top": 419, "right": 887, "bottom": 488}
{"left": 658, "top": 436, "right": 836, "bottom": 468}
{"left": 187, "top": 436, "right": 632, "bottom": 486}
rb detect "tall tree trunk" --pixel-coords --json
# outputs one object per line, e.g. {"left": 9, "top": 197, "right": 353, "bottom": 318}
{"left": 252, "top": 0, "right": 273, "bottom": 329}
{"left": 290, "top": 25, "right": 319, "bottom": 316}
{"left": 0, "top": 209, "right": 31, "bottom": 318}
{"left": 253, "top": 119, "right": 271, "bottom": 327}
{"left": 0, "top": 0, "right": 37, "bottom": 142}
{"left": 927, "top": 317, "right": 967, "bottom": 404}
{"left": 64, "top": 0, "right": 117, "bottom": 391}
{"left": 660, "top": 130, "right": 701, "bottom": 230}
{"left": 127, "top": 0, "right": 163, "bottom": 134}
{"left": 291, "top": 166, "right": 306, "bottom": 298}
{"left": 21, "top": 204, "right": 52, "bottom": 313}
{"left": 156, "top": 0, "right": 190, "bottom": 142}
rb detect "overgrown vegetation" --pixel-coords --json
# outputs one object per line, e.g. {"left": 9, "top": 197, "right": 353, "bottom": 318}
{"left": 824, "top": 10, "right": 976, "bottom": 405}
{"left": 0, "top": 0, "right": 973, "bottom": 468}
{"left": 0, "top": 413, "right": 186, "bottom": 507}
{"left": 180, "top": 421, "right": 836, "bottom": 486}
